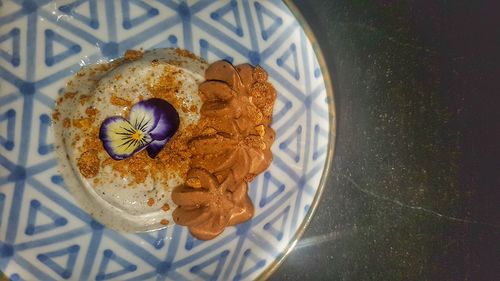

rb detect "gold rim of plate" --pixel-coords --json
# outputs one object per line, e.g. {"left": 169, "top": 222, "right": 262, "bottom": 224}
{"left": 256, "top": 1, "right": 337, "bottom": 280}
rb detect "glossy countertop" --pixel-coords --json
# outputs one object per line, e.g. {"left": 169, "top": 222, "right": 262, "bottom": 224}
{"left": 271, "top": 0, "right": 500, "bottom": 280}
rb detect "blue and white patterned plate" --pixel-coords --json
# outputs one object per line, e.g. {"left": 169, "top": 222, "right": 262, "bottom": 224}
{"left": 0, "top": 1, "right": 335, "bottom": 280}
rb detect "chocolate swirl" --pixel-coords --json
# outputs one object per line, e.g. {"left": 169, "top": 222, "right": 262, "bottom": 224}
{"left": 172, "top": 61, "right": 276, "bottom": 240}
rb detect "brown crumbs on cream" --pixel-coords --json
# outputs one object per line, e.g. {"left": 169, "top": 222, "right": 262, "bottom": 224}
{"left": 110, "top": 95, "right": 132, "bottom": 107}
{"left": 72, "top": 118, "right": 93, "bottom": 129}
{"left": 175, "top": 48, "right": 199, "bottom": 61}
{"left": 161, "top": 204, "right": 170, "bottom": 212}
{"left": 124, "top": 49, "right": 144, "bottom": 61}
{"left": 63, "top": 118, "right": 71, "bottom": 128}
{"left": 147, "top": 198, "right": 155, "bottom": 206}
{"left": 77, "top": 149, "right": 100, "bottom": 178}
{"left": 52, "top": 110, "right": 60, "bottom": 121}
{"left": 85, "top": 107, "right": 99, "bottom": 117}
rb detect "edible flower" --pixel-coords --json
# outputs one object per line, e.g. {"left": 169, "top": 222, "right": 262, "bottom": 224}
{"left": 99, "top": 98, "right": 179, "bottom": 160}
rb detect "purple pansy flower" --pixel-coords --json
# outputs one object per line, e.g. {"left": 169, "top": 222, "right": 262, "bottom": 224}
{"left": 99, "top": 98, "right": 180, "bottom": 160}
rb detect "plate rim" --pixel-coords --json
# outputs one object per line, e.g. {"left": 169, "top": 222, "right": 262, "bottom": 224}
{"left": 256, "top": 1, "right": 337, "bottom": 279}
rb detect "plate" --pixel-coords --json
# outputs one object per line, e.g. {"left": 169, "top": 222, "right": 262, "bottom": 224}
{"left": 0, "top": 1, "right": 334, "bottom": 280}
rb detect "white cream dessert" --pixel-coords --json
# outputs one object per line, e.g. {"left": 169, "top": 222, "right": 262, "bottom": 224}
{"left": 53, "top": 49, "right": 207, "bottom": 231}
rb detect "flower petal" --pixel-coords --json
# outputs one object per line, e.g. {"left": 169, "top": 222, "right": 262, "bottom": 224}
{"left": 146, "top": 139, "right": 168, "bottom": 158}
{"left": 129, "top": 98, "right": 179, "bottom": 141}
{"left": 129, "top": 100, "right": 160, "bottom": 134}
{"left": 99, "top": 116, "right": 152, "bottom": 160}
{"left": 144, "top": 98, "right": 180, "bottom": 141}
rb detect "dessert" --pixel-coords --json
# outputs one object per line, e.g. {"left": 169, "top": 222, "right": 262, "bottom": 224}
{"left": 172, "top": 61, "right": 276, "bottom": 240}
{"left": 53, "top": 48, "right": 276, "bottom": 239}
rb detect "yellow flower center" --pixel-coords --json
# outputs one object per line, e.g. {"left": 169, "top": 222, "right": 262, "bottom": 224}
{"left": 131, "top": 131, "right": 142, "bottom": 140}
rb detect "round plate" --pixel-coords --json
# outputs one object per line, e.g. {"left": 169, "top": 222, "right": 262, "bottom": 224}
{"left": 0, "top": 1, "right": 335, "bottom": 280}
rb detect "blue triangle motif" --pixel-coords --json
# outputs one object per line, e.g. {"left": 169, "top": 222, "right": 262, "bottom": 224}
{"left": 37, "top": 244, "right": 80, "bottom": 279}
{"left": 312, "top": 124, "right": 327, "bottom": 160}
{"left": 0, "top": 28, "right": 20, "bottom": 67}
{"left": 38, "top": 114, "right": 53, "bottom": 155}
{"left": 234, "top": 249, "right": 266, "bottom": 281}
{"left": 51, "top": 174, "right": 69, "bottom": 192}
{"left": 44, "top": 29, "right": 82, "bottom": 67}
{"left": 51, "top": 175, "right": 64, "bottom": 186}
{"left": 259, "top": 172, "right": 285, "bottom": 207}
{"left": 58, "top": 0, "right": 99, "bottom": 29}
{"left": 254, "top": 2, "right": 283, "bottom": 40}
{"left": 0, "top": 193, "right": 5, "bottom": 227}
{"left": 25, "top": 199, "right": 68, "bottom": 235}
{"left": 278, "top": 125, "right": 302, "bottom": 163}
{"left": 189, "top": 250, "right": 229, "bottom": 280}
{"left": 0, "top": 109, "right": 16, "bottom": 151}
{"left": 210, "top": 0, "right": 244, "bottom": 37}
{"left": 273, "top": 94, "right": 292, "bottom": 123}
{"left": 199, "top": 39, "right": 233, "bottom": 63}
{"left": 95, "top": 249, "right": 137, "bottom": 281}
{"left": 121, "top": 0, "right": 159, "bottom": 30}
{"left": 313, "top": 57, "right": 321, "bottom": 79}
{"left": 8, "top": 273, "right": 22, "bottom": 281}
{"left": 263, "top": 205, "right": 290, "bottom": 241}
{"left": 277, "top": 43, "right": 300, "bottom": 80}
{"left": 136, "top": 228, "right": 167, "bottom": 249}
{"left": 152, "top": 34, "right": 178, "bottom": 49}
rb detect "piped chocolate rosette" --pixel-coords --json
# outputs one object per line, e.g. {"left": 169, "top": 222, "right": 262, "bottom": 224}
{"left": 172, "top": 61, "right": 276, "bottom": 240}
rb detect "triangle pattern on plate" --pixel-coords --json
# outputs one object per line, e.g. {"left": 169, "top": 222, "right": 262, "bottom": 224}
{"left": 199, "top": 38, "right": 234, "bottom": 63}
{"left": 95, "top": 249, "right": 137, "bottom": 281}
{"left": 254, "top": 2, "right": 283, "bottom": 41}
{"left": 233, "top": 248, "right": 266, "bottom": 281}
{"left": 0, "top": 1, "right": 332, "bottom": 280}
{"left": 312, "top": 124, "right": 328, "bottom": 160}
{"left": 278, "top": 125, "right": 303, "bottom": 163}
{"left": 263, "top": 205, "right": 290, "bottom": 242}
{"left": 50, "top": 174, "right": 65, "bottom": 189}
{"left": 0, "top": 28, "right": 20, "bottom": 67}
{"left": 121, "top": 0, "right": 159, "bottom": 30}
{"left": 210, "top": 1, "right": 244, "bottom": 37}
{"left": 0, "top": 108, "right": 16, "bottom": 151}
{"left": 36, "top": 244, "right": 80, "bottom": 279}
{"left": 58, "top": 0, "right": 99, "bottom": 29}
{"left": 136, "top": 228, "right": 167, "bottom": 250}
{"left": 0, "top": 193, "right": 5, "bottom": 228}
{"left": 37, "top": 113, "right": 53, "bottom": 155}
{"left": 273, "top": 94, "right": 293, "bottom": 124}
{"left": 6, "top": 273, "right": 22, "bottom": 281}
{"left": 189, "top": 250, "right": 229, "bottom": 280}
{"left": 44, "top": 29, "right": 82, "bottom": 67}
{"left": 259, "top": 171, "right": 286, "bottom": 208}
{"left": 312, "top": 54, "right": 321, "bottom": 79}
{"left": 276, "top": 43, "right": 300, "bottom": 80}
{"left": 25, "top": 199, "right": 68, "bottom": 236}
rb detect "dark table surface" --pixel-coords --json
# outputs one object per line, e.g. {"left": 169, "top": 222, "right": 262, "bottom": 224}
{"left": 271, "top": 1, "right": 500, "bottom": 280}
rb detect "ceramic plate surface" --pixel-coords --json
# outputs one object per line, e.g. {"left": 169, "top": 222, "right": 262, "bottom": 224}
{"left": 0, "top": 1, "right": 334, "bottom": 280}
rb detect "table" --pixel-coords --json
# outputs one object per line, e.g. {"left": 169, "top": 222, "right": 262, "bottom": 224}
{"left": 271, "top": 1, "right": 500, "bottom": 280}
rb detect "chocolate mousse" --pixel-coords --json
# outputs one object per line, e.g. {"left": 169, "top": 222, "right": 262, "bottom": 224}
{"left": 172, "top": 61, "right": 276, "bottom": 240}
